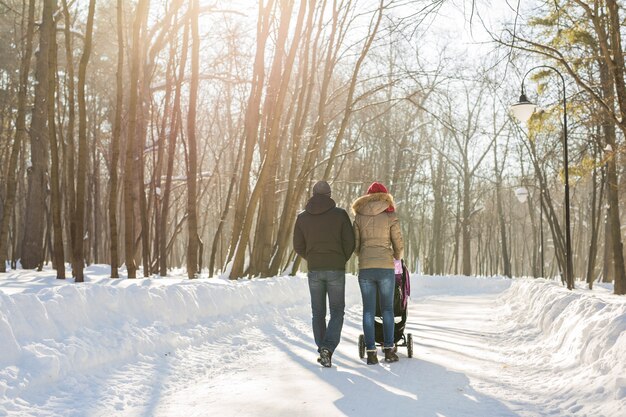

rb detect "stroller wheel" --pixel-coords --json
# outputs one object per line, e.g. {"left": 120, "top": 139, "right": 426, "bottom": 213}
{"left": 358, "top": 334, "right": 365, "bottom": 358}
{"left": 407, "top": 333, "right": 413, "bottom": 358}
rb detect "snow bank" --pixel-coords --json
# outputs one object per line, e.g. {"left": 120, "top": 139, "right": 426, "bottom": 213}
{"left": 500, "top": 279, "right": 626, "bottom": 416}
{"left": 2, "top": 266, "right": 625, "bottom": 416}
{"left": 0, "top": 268, "right": 362, "bottom": 398}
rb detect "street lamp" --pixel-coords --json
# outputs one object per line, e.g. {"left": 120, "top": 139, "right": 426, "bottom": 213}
{"left": 510, "top": 65, "right": 573, "bottom": 289}
{"left": 514, "top": 187, "right": 529, "bottom": 203}
{"left": 510, "top": 93, "right": 536, "bottom": 123}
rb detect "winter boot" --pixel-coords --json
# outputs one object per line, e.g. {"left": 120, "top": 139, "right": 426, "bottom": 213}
{"left": 318, "top": 347, "right": 332, "bottom": 368}
{"left": 366, "top": 350, "right": 378, "bottom": 365}
{"left": 384, "top": 347, "right": 399, "bottom": 362}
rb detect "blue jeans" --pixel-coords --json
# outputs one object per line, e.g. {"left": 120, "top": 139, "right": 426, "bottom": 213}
{"left": 359, "top": 268, "right": 395, "bottom": 350}
{"left": 308, "top": 270, "right": 346, "bottom": 353}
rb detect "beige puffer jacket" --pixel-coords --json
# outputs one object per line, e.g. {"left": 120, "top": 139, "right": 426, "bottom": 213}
{"left": 351, "top": 192, "right": 404, "bottom": 270}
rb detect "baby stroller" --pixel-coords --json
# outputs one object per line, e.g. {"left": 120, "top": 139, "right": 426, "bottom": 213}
{"left": 358, "top": 260, "right": 413, "bottom": 358}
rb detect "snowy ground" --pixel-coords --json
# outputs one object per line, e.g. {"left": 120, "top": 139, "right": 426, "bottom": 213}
{"left": 0, "top": 266, "right": 625, "bottom": 417}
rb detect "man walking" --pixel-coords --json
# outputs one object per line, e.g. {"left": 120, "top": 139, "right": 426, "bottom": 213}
{"left": 293, "top": 180, "right": 355, "bottom": 368}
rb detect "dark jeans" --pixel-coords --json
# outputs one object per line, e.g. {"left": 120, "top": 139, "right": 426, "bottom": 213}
{"left": 358, "top": 268, "right": 395, "bottom": 350}
{"left": 308, "top": 270, "right": 346, "bottom": 353}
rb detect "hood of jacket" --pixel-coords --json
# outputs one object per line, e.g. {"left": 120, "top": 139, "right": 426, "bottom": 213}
{"left": 305, "top": 194, "right": 337, "bottom": 215}
{"left": 351, "top": 193, "right": 395, "bottom": 216}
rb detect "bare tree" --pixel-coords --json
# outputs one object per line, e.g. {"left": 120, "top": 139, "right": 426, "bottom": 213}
{"left": 124, "top": 0, "right": 150, "bottom": 279}
{"left": 186, "top": 0, "right": 202, "bottom": 278}
{"left": 0, "top": 0, "right": 35, "bottom": 273}
{"left": 108, "top": 0, "right": 125, "bottom": 278}
{"left": 60, "top": 0, "right": 77, "bottom": 264}
{"left": 47, "top": 0, "right": 65, "bottom": 279}
{"left": 159, "top": 14, "right": 189, "bottom": 277}
{"left": 21, "top": 0, "right": 55, "bottom": 270}
{"left": 72, "top": 0, "right": 97, "bottom": 283}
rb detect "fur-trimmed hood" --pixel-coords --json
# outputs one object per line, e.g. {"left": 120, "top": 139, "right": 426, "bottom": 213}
{"left": 351, "top": 193, "right": 395, "bottom": 216}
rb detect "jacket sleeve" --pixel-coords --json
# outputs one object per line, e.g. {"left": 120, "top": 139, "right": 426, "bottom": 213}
{"left": 293, "top": 217, "right": 307, "bottom": 259}
{"left": 341, "top": 211, "right": 355, "bottom": 261}
{"left": 353, "top": 217, "right": 361, "bottom": 256}
{"left": 390, "top": 213, "right": 404, "bottom": 260}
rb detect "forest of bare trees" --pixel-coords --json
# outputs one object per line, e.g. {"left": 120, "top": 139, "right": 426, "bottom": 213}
{"left": 0, "top": 0, "right": 625, "bottom": 294}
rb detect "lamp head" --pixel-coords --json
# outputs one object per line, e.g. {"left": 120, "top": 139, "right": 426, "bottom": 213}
{"left": 515, "top": 187, "right": 529, "bottom": 203}
{"left": 510, "top": 92, "right": 537, "bottom": 123}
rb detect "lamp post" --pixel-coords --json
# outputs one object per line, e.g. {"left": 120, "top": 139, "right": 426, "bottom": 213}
{"left": 510, "top": 65, "right": 573, "bottom": 289}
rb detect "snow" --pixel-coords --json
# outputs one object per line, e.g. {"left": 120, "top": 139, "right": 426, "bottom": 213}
{"left": 0, "top": 266, "right": 625, "bottom": 416}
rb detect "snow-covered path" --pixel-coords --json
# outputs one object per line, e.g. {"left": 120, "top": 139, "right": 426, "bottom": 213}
{"left": 147, "top": 295, "right": 518, "bottom": 417}
{"left": 45, "top": 293, "right": 518, "bottom": 417}
{"left": 1, "top": 268, "right": 625, "bottom": 417}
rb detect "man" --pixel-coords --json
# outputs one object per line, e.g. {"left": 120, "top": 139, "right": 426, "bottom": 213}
{"left": 293, "top": 180, "right": 355, "bottom": 368}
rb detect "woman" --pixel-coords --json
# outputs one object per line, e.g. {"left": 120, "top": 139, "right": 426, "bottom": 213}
{"left": 352, "top": 182, "right": 404, "bottom": 364}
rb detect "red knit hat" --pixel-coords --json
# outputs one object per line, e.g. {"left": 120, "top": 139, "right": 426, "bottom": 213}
{"left": 366, "top": 182, "right": 394, "bottom": 212}
{"left": 367, "top": 182, "right": 388, "bottom": 194}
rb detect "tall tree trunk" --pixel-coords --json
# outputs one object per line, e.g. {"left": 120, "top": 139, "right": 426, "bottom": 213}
{"left": 109, "top": 0, "right": 124, "bottom": 278}
{"left": 13, "top": 140, "right": 28, "bottom": 268}
{"left": 186, "top": 0, "right": 201, "bottom": 279}
{"left": 461, "top": 166, "right": 472, "bottom": 276}
{"left": 605, "top": 139, "right": 625, "bottom": 294}
{"left": 586, "top": 145, "right": 604, "bottom": 289}
{"left": 92, "top": 124, "right": 101, "bottom": 265}
{"left": 526, "top": 137, "right": 567, "bottom": 281}
{"left": 452, "top": 181, "right": 461, "bottom": 275}
{"left": 151, "top": 39, "right": 176, "bottom": 275}
{"left": 61, "top": 0, "right": 77, "bottom": 266}
{"left": 208, "top": 31, "right": 242, "bottom": 276}
{"left": 599, "top": 4, "right": 626, "bottom": 293}
{"left": 494, "top": 146, "right": 510, "bottom": 277}
{"left": 0, "top": 0, "right": 36, "bottom": 272}
{"left": 431, "top": 152, "right": 445, "bottom": 274}
{"left": 137, "top": 0, "right": 156, "bottom": 277}
{"left": 602, "top": 185, "right": 613, "bottom": 283}
{"left": 160, "top": 21, "right": 189, "bottom": 276}
{"left": 519, "top": 157, "right": 538, "bottom": 277}
{"left": 138, "top": 102, "right": 151, "bottom": 276}
{"left": 73, "top": 0, "right": 96, "bottom": 283}
{"left": 124, "top": 0, "right": 150, "bottom": 278}
{"left": 22, "top": 0, "right": 55, "bottom": 270}
{"left": 47, "top": 0, "right": 65, "bottom": 279}
{"left": 584, "top": 34, "right": 623, "bottom": 291}
{"left": 209, "top": 144, "right": 242, "bottom": 276}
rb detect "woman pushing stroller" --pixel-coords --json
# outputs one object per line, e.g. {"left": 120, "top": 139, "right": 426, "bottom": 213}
{"left": 352, "top": 182, "right": 404, "bottom": 365}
